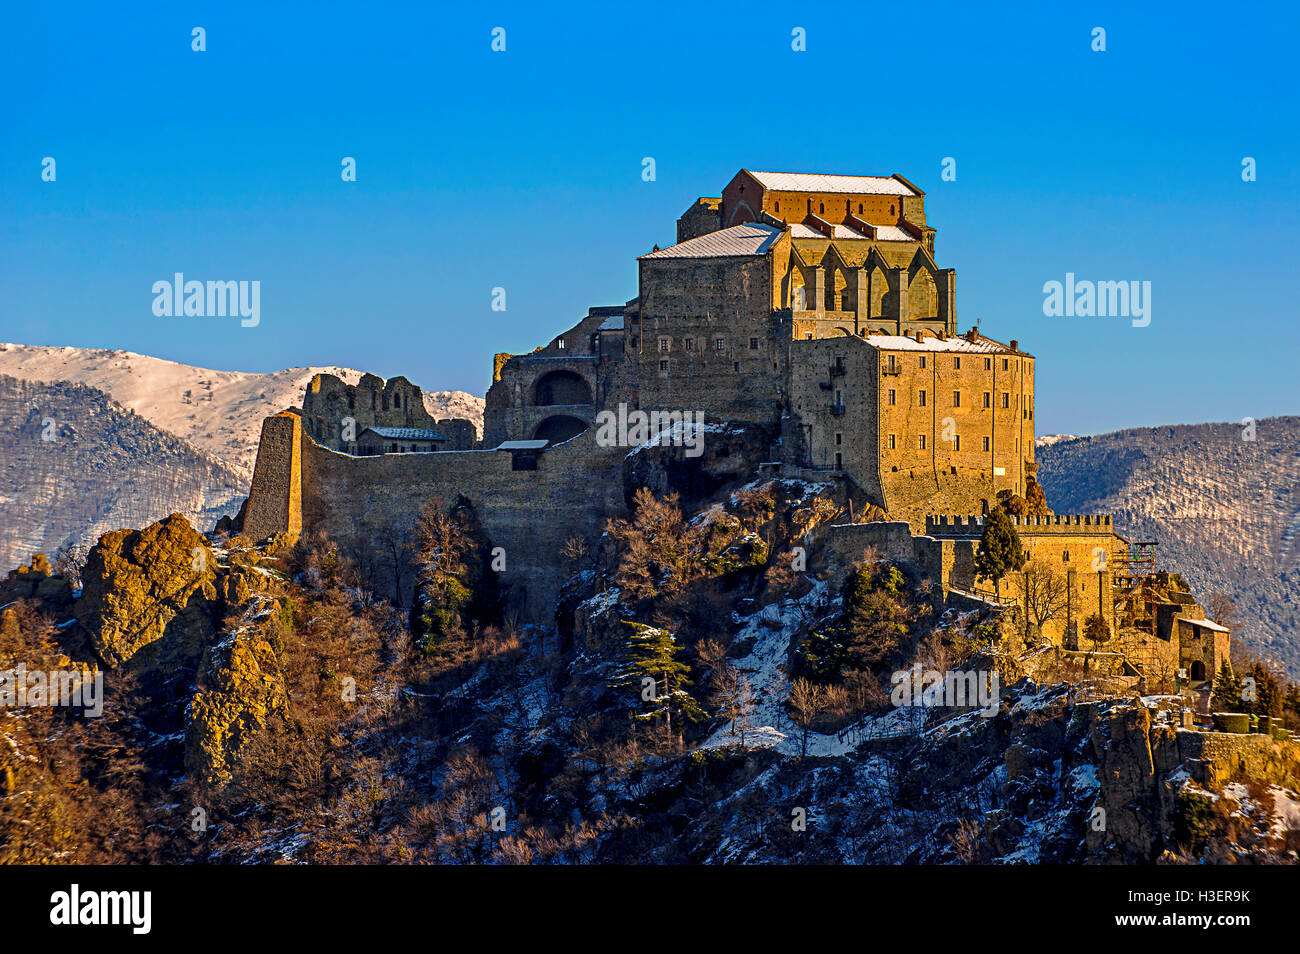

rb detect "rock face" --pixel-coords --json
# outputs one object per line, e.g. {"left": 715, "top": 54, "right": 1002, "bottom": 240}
{"left": 186, "top": 621, "right": 288, "bottom": 787}
{"left": 76, "top": 513, "right": 218, "bottom": 668}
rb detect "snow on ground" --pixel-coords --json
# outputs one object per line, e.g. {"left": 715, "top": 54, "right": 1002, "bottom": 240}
{"left": 701, "top": 577, "right": 915, "bottom": 757}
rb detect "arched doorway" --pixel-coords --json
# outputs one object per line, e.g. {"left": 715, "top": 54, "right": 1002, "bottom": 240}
{"left": 1190, "top": 660, "right": 1207, "bottom": 682}
{"left": 532, "top": 415, "right": 588, "bottom": 446}
{"left": 533, "top": 370, "right": 592, "bottom": 406}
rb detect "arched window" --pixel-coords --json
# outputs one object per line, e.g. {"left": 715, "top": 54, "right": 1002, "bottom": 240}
{"left": 819, "top": 202, "right": 824, "bottom": 214}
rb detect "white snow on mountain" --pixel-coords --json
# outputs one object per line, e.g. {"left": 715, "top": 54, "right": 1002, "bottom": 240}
{"left": 0, "top": 343, "right": 484, "bottom": 478}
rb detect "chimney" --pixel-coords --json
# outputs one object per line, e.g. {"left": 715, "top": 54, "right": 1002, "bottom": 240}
{"left": 965, "top": 327, "right": 978, "bottom": 343}
{"left": 1009, "top": 339, "right": 1018, "bottom": 351}
{"left": 935, "top": 328, "right": 945, "bottom": 341}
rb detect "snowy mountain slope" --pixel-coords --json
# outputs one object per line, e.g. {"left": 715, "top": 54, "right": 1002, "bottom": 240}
{"left": 0, "top": 343, "right": 484, "bottom": 478}
{"left": 0, "top": 375, "right": 247, "bottom": 572}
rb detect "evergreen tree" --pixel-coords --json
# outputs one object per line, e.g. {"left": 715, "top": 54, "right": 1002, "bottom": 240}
{"left": 1082, "top": 612, "right": 1109, "bottom": 646}
{"left": 1285, "top": 683, "right": 1300, "bottom": 721}
{"left": 611, "top": 621, "right": 705, "bottom": 738}
{"left": 975, "top": 509, "right": 1025, "bottom": 600}
{"left": 1211, "top": 659, "right": 1242, "bottom": 711}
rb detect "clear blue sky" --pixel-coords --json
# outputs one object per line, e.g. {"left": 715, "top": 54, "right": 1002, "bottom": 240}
{"left": 2, "top": 1, "right": 1296, "bottom": 436}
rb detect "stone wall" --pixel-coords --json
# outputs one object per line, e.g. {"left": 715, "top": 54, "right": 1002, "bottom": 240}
{"left": 243, "top": 412, "right": 302, "bottom": 542}
{"left": 301, "top": 372, "right": 439, "bottom": 451}
{"left": 298, "top": 428, "right": 627, "bottom": 617}
{"left": 635, "top": 252, "right": 787, "bottom": 425}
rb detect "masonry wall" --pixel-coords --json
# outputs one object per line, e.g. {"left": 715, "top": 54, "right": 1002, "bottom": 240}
{"left": 243, "top": 412, "right": 302, "bottom": 541}
{"left": 301, "top": 372, "right": 441, "bottom": 451}
{"left": 635, "top": 253, "right": 787, "bottom": 426}
{"left": 299, "top": 428, "right": 628, "bottom": 618}
{"left": 878, "top": 345, "right": 1035, "bottom": 528}
{"left": 785, "top": 336, "right": 882, "bottom": 504}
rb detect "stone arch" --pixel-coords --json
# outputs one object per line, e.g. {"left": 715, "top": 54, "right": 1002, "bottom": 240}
{"left": 532, "top": 415, "right": 588, "bottom": 446}
{"left": 868, "top": 261, "right": 893, "bottom": 319}
{"left": 833, "top": 326, "right": 854, "bottom": 336}
{"left": 533, "top": 369, "right": 592, "bottom": 406}
{"left": 788, "top": 266, "right": 807, "bottom": 310}
{"left": 727, "top": 200, "right": 757, "bottom": 226}
{"left": 1190, "top": 660, "right": 1207, "bottom": 681}
{"left": 908, "top": 260, "right": 937, "bottom": 319}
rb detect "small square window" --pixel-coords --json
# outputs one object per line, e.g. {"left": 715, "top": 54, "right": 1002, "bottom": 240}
{"left": 982, "top": 436, "right": 990, "bottom": 452}
{"left": 715, "top": 337, "right": 725, "bottom": 350}
{"left": 1002, "top": 393, "right": 1010, "bottom": 408}
{"left": 750, "top": 337, "right": 759, "bottom": 349}
{"left": 954, "top": 356, "right": 961, "bottom": 369}
{"left": 983, "top": 391, "right": 991, "bottom": 408}
{"left": 684, "top": 337, "right": 695, "bottom": 351}
{"left": 888, "top": 389, "right": 896, "bottom": 405}
{"left": 919, "top": 390, "right": 927, "bottom": 407}
{"left": 888, "top": 434, "right": 896, "bottom": 450}
{"left": 733, "top": 361, "right": 740, "bottom": 372}
{"left": 659, "top": 337, "right": 670, "bottom": 352}
{"left": 1002, "top": 358, "right": 1009, "bottom": 371}
{"left": 919, "top": 435, "right": 927, "bottom": 450}
{"left": 835, "top": 433, "right": 842, "bottom": 445}
{"left": 660, "top": 359, "right": 669, "bottom": 372}
{"left": 556, "top": 338, "right": 566, "bottom": 350}
{"left": 953, "top": 391, "right": 961, "bottom": 407}
{"left": 919, "top": 356, "right": 927, "bottom": 369}
{"left": 984, "top": 357, "right": 992, "bottom": 370}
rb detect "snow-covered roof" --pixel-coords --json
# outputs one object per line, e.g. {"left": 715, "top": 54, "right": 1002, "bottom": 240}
{"left": 788, "top": 222, "right": 916, "bottom": 242}
{"left": 1182, "top": 617, "right": 1230, "bottom": 633}
{"left": 361, "top": 425, "right": 449, "bottom": 441}
{"left": 640, "top": 222, "right": 782, "bottom": 260}
{"left": 749, "top": 171, "right": 918, "bottom": 196}
{"left": 495, "top": 439, "right": 548, "bottom": 451}
{"left": 866, "top": 334, "right": 1022, "bottom": 354}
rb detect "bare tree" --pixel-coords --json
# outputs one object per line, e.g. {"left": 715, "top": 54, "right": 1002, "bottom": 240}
{"left": 789, "top": 677, "right": 828, "bottom": 757}
{"left": 1008, "top": 556, "right": 1073, "bottom": 643}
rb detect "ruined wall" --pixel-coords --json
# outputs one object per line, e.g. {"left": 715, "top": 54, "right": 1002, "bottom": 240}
{"left": 243, "top": 412, "right": 302, "bottom": 541}
{"left": 301, "top": 372, "right": 438, "bottom": 451}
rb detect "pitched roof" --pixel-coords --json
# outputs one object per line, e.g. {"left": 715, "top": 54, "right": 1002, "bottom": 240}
{"left": 1182, "top": 618, "right": 1230, "bottom": 633}
{"left": 361, "top": 426, "right": 449, "bottom": 441}
{"left": 748, "top": 171, "right": 918, "bottom": 196}
{"left": 865, "top": 334, "right": 1023, "bottom": 355}
{"left": 640, "top": 222, "right": 782, "bottom": 260}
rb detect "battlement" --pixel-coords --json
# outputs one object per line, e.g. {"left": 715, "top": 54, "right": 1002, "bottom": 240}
{"left": 924, "top": 514, "right": 1114, "bottom": 536}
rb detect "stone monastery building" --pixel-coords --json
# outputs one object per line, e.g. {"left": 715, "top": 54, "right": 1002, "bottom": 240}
{"left": 241, "top": 168, "right": 1227, "bottom": 690}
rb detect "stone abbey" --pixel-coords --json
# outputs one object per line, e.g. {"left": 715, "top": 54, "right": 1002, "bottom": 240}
{"left": 242, "top": 168, "right": 1227, "bottom": 692}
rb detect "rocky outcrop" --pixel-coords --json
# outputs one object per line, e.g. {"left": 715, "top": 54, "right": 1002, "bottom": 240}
{"left": 185, "top": 616, "right": 288, "bottom": 787}
{"left": 75, "top": 513, "right": 219, "bottom": 668}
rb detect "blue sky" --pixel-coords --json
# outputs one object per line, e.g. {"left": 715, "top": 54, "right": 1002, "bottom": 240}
{"left": 2, "top": 1, "right": 1296, "bottom": 436}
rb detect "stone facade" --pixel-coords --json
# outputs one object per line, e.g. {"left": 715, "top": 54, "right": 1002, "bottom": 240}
{"left": 241, "top": 168, "right": 1052, "bottom": 620}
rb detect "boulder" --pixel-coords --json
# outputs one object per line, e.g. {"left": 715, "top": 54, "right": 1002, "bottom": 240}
{"left": 185, "top": 625, "right": 288, "bottom": 787}
{"left": 76, "top": 514, "right": 218, "bottom": 668}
